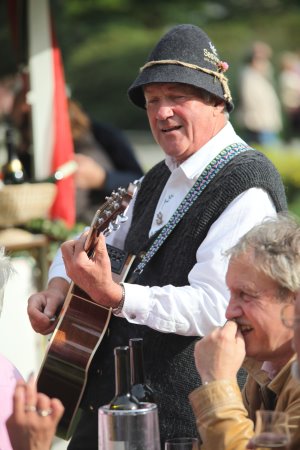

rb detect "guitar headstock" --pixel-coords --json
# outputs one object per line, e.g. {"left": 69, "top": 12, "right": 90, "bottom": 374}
{"left": 84, "top": 182, "right": 137, "bottom": 257}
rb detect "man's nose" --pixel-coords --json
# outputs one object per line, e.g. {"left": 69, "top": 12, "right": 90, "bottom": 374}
{"left": 225, "top": 296, "right": 243, "bottom": 320}
{"left": 156, "top": 103, "right": 173, "bottom": 121}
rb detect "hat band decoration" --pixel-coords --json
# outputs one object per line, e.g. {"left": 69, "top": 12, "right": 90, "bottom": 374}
{"left": 139, "top": 59, "right": 232, "bottom": 103}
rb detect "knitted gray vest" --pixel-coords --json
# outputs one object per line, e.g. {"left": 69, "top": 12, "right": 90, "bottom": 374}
{"left": 83, "top": 149, "right": 287, "bottom": 442}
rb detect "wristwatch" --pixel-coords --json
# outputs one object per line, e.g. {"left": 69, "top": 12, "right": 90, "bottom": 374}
{"left": 112, "top": 282, "right": 125, "bottom": 315}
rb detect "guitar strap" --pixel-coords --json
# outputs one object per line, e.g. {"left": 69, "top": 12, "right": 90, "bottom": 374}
{"left": 133, "top": 142, "right": 250, "bottom": 276}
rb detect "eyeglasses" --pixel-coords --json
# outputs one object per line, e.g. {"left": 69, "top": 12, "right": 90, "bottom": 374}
{"left": 281, "top": 303, "right": 300, "bottom": 329}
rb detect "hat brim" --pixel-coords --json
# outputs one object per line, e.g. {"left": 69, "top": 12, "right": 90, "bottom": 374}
{"left": 128, "top": 64, "right": 234, "bottom": 112}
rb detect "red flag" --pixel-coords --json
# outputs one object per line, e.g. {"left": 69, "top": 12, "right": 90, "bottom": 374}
{"left": 49, "top": 30, "right": 75, "bottom": 228}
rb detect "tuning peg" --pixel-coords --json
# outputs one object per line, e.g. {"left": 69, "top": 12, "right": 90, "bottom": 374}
{"left": 111, "top": 220, "right": 121, "bottom": 231}
{"left": 105, "top": 194, "right": 112, "bottom": 202}
{"left": 119, "top": 213, "right": 128, "bottom": 223}
{"left": 103, "top": 227, "right": 112, "bottom": 237}
{"left": 108, "top": 221, "right": 119, "bottom": 232}
{"left": 111, "top": 190, "right": 120, "bottom": 200}
{"left": 112, "top": 201, "right": 121, "bottom": 210}
{"left": 103, "top": 209, "right": 112, "bottom": 218}
{"left": 97, "top": 217, "right": 105, "bottom": 227}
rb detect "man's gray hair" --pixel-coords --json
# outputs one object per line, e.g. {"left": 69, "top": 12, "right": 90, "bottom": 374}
{"left": 0, "top": 247, "right": 12, "bottom": 288}
{"left": 0, "top": 247, "right": 13, "bottom": 315}
{"left": 226, "top": 213, "right": 300, "bottom": 294}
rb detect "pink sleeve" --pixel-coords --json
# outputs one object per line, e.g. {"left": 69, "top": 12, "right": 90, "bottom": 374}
{"left": 0, "top": 354, "right": 24, "bottom": 450}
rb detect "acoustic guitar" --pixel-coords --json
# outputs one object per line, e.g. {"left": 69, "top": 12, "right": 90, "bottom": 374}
{"left": 37, "top": 183, "right": 137, "bottom": 440}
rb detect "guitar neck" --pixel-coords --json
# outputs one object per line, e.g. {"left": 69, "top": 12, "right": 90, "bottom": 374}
{"left": 84, "top": 184, "right": 136, "bottom": 258}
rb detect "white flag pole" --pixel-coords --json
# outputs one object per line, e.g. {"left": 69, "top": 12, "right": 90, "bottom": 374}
{"left": 27, "top": 0, "right": 54, "bottom": 179}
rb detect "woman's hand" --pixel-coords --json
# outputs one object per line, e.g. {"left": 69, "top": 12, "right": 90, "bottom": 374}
{"left": 6, "top": 374, "right": 64, "bottom": 450}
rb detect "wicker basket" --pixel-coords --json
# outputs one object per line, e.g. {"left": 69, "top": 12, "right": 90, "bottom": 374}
{"left": 0, "top": 183, "right": 57, "bottom": 227}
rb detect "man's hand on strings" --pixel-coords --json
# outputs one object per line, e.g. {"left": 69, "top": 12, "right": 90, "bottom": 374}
{"left": 61, "top": 232, "right": 122, "bottom": 308}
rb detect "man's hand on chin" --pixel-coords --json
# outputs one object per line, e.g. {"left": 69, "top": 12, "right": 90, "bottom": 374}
{"left": 194, "top": 320, "right": 246, "bottom": 383}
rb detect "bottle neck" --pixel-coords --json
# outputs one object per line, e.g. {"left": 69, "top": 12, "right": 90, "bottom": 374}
{"left": 130, "top": 340, "right": 146, "bottom": 385}
{"left": 2, "top": 127, "right": 26, "bottom": 184}
{"left": 114, "top": 347, "right": 131, "bottom": 395}
{"left": 5, "top": 128, "right": 18, "bottom": 161}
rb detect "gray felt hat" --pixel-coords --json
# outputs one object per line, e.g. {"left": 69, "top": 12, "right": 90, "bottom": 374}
{"left": 128, "top": 24, "right": 233, "bottom": 112}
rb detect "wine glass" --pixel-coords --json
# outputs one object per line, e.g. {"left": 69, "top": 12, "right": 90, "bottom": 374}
{"left": 253, "top": 410, "right": 291, "bottom": 449}
{"left": 164, "top": 437, "right": 199, "bottom": 449}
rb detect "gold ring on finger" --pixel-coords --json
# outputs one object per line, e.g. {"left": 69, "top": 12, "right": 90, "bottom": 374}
{"left": 25, "top": 405, "right": 37, "bottom": 412}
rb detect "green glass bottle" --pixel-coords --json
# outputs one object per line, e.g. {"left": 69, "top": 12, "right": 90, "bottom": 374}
{"left": 129, "top": 338, "right": 155, "bottom": 403}
{"left": 109, "top": 346, "right": 140, "bottom": 410}
{"left": 2, "top": 127, "right": 26, "bottom": 184}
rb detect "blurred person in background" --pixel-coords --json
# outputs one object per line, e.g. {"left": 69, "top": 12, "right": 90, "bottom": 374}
{"left": 6, "top": 81, "right": 143, "bottom": 225}
{"left": 0, "top": 73, "right": 28, "bottom": 170}
{"left": 236, "top": 41, "right": 283, "bottom": 147}
{"left": 0, "top": 73, "right": 20, "bottom": 120}
{"left": 8, "top": 82, "right": 32, "bottom": 177}
{"left": 279, "top": 51, "right": 300, "bottom": 144}
{"left": 69, "top": 99, "right": 144, "bottom": 224}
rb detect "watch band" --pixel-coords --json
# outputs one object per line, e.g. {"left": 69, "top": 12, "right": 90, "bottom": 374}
{"left": 112, "top": 282, "right": 125, "bottom": 315}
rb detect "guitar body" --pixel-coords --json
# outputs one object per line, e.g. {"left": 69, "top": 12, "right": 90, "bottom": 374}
{"left": 37, "top": 284, "right": 111, "bottom": 439}
{"left": 37, "top": 184, "right": 137, "bottom": 440}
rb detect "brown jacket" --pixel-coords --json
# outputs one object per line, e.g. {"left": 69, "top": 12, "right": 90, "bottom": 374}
{"left": 189, "top": 356, "right": 300, "bottom": 450}
{"left": 289, "top": 425, "right": 300, "bottom": 450}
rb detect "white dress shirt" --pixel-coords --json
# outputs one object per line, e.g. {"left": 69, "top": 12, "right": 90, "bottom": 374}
{"left": 49, "top": 122, "right": 277, "bottom": 337}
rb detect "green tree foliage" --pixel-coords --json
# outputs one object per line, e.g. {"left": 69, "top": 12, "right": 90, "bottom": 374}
{"left": 1, "top": 0, "right": 300, "bottom": 129}
{"left": 48, "top": 0, "right": 300, "bottom": 129}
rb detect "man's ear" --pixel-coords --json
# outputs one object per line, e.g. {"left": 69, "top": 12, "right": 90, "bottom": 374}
{"left": 213, "top": 101, "right": 225, "bottom": 116}
{"left": 283, "top": 292, "right": 297, "bottom": 312}
{"left": 291, "top": 291, "right": 298, "bottom": 303}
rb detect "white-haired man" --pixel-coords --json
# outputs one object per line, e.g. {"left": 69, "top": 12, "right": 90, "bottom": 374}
{"left": 190, "top": 214, "right": 300, "bottom": 449}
